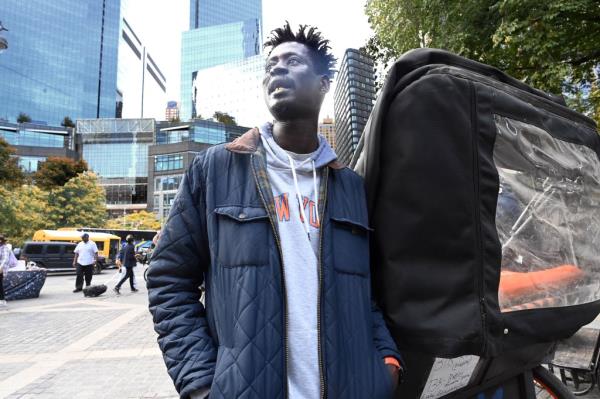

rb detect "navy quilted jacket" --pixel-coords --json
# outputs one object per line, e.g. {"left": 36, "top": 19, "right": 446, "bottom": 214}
{"left": 147, "top": 128, "right": 401, "bottom": 399}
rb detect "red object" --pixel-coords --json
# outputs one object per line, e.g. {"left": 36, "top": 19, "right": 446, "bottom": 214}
{"left": 384, "top": 356, "right": 401, "bottom": 369}
{"left": 499, "top": 264, "right": 584, "bottom": 301}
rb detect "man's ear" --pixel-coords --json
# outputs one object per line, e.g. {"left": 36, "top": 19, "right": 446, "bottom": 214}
{"left": 320, "top": 75, "right": 331, "bottom": 93}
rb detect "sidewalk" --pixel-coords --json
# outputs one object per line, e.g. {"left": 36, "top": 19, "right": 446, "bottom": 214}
{"left": 0, "top": 269, "right": 178, "bottom": 399}
{"left": 2, "top": 269, "right": 600, "bottom": 399}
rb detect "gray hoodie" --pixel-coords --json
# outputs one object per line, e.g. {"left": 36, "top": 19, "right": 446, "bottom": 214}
{"left": 260, "top": 122, "right": 337, "bottom": 398}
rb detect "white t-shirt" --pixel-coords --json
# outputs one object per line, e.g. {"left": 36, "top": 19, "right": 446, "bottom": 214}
{"left": 74, "top": 241, "right": 98, "bottom": 265}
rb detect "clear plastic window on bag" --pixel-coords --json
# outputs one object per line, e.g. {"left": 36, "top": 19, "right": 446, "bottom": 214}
{"left": 493, "top": 115, "right": 600, "bottom": 312}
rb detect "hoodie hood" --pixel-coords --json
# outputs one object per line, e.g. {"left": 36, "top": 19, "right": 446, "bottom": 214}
{"left": 258, "top": 122, "right": 338, "bottom": 172}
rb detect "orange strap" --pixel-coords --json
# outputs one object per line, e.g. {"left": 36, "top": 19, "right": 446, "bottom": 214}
{"left": 384, "top": 356, "right": 401, "bottom": 369}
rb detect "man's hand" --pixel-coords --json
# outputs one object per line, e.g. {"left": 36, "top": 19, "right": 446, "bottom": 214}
{"left": 387, "top": 364, "right": 399, "bottom": 392}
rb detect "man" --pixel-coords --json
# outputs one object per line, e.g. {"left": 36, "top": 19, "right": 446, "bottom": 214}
{"left": 147, "top": 23, "right": 402, "bottom": 399}
{"left": 72, "top": 233, "right": 98, "bottom": 293}
{"left": 114, "top": 234, "right": 138, "bottom": 294}
{"left": 0, "top": 234, "right": 11, "bottom": 308}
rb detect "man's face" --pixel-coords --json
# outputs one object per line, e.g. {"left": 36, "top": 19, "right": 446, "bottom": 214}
{"left": 263, "top": 42, "right": 330, "bottom": 120}
{"left": 82, "top": 236, "right": 89, "bottom": 243}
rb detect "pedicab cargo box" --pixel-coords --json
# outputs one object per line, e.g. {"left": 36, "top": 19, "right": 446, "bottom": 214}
{"left": 354, "top": 48, "right": 600, "bottom": 359}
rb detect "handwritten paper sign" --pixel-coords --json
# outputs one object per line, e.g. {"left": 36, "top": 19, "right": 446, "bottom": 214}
{"left": 420, "top": 355, "right": 480, "bottom": 399}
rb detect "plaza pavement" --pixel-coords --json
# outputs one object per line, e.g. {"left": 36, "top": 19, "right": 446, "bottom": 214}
{"left": 2, "top": 268, "right": 600, "bottom": 399}
{"left": 0, "top": 268, "right": 178, "bottom": 399}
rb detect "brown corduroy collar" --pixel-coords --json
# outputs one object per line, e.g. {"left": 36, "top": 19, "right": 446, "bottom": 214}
{"left": 225, "top": 128, "right": 346, "bottom": 170}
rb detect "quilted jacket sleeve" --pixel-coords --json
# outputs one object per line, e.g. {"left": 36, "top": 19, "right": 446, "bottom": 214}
{"left": 371, "top": 301, "right": 404, "bottom": 367}
{"left": 147, "top": 156, "right": 217, "bottom": 399}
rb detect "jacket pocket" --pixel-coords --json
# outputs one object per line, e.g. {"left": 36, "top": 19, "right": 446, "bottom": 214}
{"left": 214, "top": 205, "right": 270, "bottom": 267}
{"left": 330, "top": 216, "right": 372, "bottom": 277}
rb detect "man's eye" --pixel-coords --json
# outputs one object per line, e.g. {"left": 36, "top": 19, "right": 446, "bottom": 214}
{"left": 288, "top": 58, "right": 300, "bottom": 65}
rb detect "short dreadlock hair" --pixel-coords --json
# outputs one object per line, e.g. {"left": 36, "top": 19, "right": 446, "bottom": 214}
{"left": 264, "top": 22, "right": 336, "bottom": 80}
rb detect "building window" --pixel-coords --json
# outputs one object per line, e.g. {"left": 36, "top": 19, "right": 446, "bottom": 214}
{"left": 154, "top": 174, "right": 183, "bottom": 191}
{"left": 154, "top": 154, "right": 183, "bottom": 171}
{"left": 18, "top": 156, "right": 46, "bottom": 172}
{"left": 1, "top": 130, "right": 66, "bottom": 148}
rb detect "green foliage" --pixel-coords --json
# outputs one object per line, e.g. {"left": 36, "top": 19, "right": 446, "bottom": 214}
{"left": 106, "top": 210, "right": 161, "bottom": 231}
{"left": 61, "top": 116, "right": 75, "bottom": 128}
{"left": 33, "top": 157, "right": 88, "bottom": 189}
{"left": 365, "top": 0, "right": 600, "bottom": 126}
{"left": 0, "top": 185, "right": 51, "bottom": 247}
{"left": 0, "top": 137, "right": 25, "bottom": 186}
{"left": 17, "top": 112, "right": 31, "bottom": 123}
{"left": 47, "top": 172, "right": 107, "bottom": 228}
{"left": 213, "top": 111, "right": 237, "bottom": 126}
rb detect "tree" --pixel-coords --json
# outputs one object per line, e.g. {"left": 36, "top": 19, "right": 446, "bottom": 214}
{"left": 365, "top": 0, "right": 600, "bottom": 125}
{"left": 106, "top": 210, "right": 161, "bottom": 230}
{"left": 61, "top": 116, "right": 75, "bottom": 128}
{"left": 0, "top": 137, "right": 25, "bottom": 187}
{"left": 213, "top": 111, "right": 237, "bottom": 126}
{"left": 47, "top": 172, "right": 107, "bottom": 228}
{"left": 0, "top": 185, "right": 51, "bottom": 247}
{"left": 33, "top": 157, "right": 88, "bottom": 189}
{"left": 17, "top": 112, "right": 31, "bottom": 123}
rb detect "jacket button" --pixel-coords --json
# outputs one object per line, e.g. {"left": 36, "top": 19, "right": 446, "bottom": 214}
{"left": 238, "top": 213, "right": 247, "bottom": 219}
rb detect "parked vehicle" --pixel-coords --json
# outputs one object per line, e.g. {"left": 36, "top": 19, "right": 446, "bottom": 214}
{"left": 19, "top": 241, "right": 104, "bottom": 274}
{"left": 135, "top": 240, "right": 153, "bottom": 255}
{"left": 32, "top": 230, "right": 120, "bottom": 267}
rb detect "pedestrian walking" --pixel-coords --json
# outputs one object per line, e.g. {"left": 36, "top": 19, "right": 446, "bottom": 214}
{"left": 0, "top": 234, "right": 11, "bottom": 308}
{"left": 147, "top": 22, "right": 403, "bottom": 399}
{"left": 114, "top": 234, "right": 138, "bottom": 294}
{"left": 72, "top": 233, "right": 98, "bottom": 293}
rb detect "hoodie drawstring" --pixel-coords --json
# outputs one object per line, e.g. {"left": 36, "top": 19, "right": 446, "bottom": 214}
{"left": 312, "top": 159, "right": 320, "bottom": 228}
{"left": 286, "top": 153, "right": 318, "bottom": 239}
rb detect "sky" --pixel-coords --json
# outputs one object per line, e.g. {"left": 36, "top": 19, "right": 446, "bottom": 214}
{"left": 126, "top": 0, "right": 374, "bottom": 120}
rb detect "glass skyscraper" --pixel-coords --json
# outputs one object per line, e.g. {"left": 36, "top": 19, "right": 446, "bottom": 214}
{"left": 0, "top": 0, "right": 121, "bottom": 125}
{"left": 180, "top": 0, "right": 262, "bottom": 121}
{"left": 333, "top": 49, "right": 376, "bottom": 165}
{"left": 189, "top": 0, "right": 262, "bottom": 29}
{"left": 192, "top": 54, "right": 270, "bottom": 127}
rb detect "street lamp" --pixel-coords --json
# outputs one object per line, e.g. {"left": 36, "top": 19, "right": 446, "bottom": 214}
{"left": 0, "top": 21, "right": 8, "bottom": 53}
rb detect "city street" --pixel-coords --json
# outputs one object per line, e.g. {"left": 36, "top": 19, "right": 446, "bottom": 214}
{"left": 0, "top": 268, "right": 178, "bottom": 399}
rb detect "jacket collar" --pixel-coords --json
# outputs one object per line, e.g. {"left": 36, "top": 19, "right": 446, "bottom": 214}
{"left": 225, "top": 128, "right": 346, "bottom": 170}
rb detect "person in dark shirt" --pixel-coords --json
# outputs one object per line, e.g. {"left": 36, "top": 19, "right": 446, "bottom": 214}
{"left": 114, "top": 235, "right": 138, "bottom": 294}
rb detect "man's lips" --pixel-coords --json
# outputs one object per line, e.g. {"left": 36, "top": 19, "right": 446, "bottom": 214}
{"left": 268, "top": 79, "right": 295, "bottom": 94}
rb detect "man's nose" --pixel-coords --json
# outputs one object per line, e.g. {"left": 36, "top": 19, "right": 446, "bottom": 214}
{"left": 270, "top": 63, "right": 288, "bottom": 76}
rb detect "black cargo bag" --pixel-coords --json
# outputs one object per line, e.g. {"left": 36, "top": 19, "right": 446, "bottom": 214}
{"left": 83, "top": 284, "right": 107, "bottom": 297}
{"left": 354, "top": 48, "right": 600, "bottom": 359}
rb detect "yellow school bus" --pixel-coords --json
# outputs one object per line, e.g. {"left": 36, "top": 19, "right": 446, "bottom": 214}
{"left": 32, "top": 230, "right": 120, "bottom": 267}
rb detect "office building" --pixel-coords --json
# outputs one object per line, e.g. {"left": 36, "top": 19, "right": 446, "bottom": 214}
{"left": 165, "top": 101, "right": 180, "bottom": 121}
{"left": 77, "top": 118, "right": 154, "bottom": 217}
{"left": 149, "top": 119, "right": 248, "bottom": 220}
{"left": 319, "top": 117, "right": 336, "bottom": 150}
{"left": 0, "top": 0, "right": 121, "bottom": 125}
{"left": 180, "top": 0, "right": 262, "bottom": 121}
{"left": 191, "top": 55, "right": 270, "bottom": 126}
{"left": 333, "top": 49, "right": 376, "bottom": 164}
{"left": 189, "top": 0, "right": 262, "bottom": 29}
{"left": 117, "top": 17, "right": 168, "bottom": 120}
{"left": 0, "top": 121, "right": 78, "bottom": 172}
{"left": 0, "top": 0, "right": 167, "bottom": 125}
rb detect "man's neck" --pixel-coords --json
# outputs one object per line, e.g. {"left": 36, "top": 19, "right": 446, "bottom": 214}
{"left": 272, "top": 119, "right": 319, "bottom": 154}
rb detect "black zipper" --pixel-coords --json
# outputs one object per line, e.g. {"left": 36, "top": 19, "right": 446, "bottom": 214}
{"left": 317, "top": 167, "right": 329, "bottom": 399}
{"left": 469, "top": 80, "right": 488, "bottom": 355}
{"left": 250, "top": 154, "right": 289, "bottom": 398}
